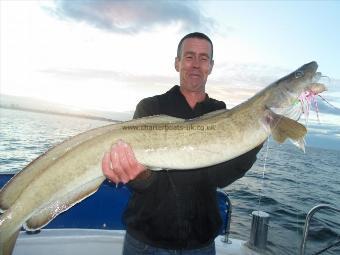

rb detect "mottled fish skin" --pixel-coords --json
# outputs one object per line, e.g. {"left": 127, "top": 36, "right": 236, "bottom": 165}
{"left": 0, "top": 61, "right": 326, "bottom": 255}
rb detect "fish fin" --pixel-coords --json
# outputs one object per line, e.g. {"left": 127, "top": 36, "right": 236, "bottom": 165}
{"left": 23, "top": 177, "right": 104, "bottom": 231}
{"left": 270, "top": 103, "right": 302, "bottom": 121}
{"left": 130, "top": 114, "right": 184, "bottom": 124}
{"left": 267, "top": 111, "right": 307, "bottom": 150}
{"left": 0, "top": 229, "right": 19, "bottom": 255}
{"left": 290, "top": 138, "right": 306, "bottom": 152}
{"left": 194, "top": 109, "right": 227, "bottom": 120}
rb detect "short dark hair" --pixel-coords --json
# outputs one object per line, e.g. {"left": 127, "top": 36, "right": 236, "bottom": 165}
{"left": 177, "top": 32, "right": 213, "bottom": 60}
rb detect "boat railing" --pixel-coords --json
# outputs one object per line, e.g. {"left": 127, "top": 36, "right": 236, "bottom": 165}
{"left": 299, "top": 204, "right": 340, "bottom": 255}
{"left": 217, "top": 189, "right": 232, "bottom": 244}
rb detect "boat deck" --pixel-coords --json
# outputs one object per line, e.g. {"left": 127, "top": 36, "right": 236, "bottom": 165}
{"left": 13, "top": 229, "right": 259, "bottom": 255}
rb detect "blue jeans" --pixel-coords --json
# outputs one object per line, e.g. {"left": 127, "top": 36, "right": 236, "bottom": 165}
{"left": 122, "top": 233, "right": 216, "bottom": 255}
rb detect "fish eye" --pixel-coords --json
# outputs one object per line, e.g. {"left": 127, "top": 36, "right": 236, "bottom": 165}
{"left": 295, "top": 70, "right": 304, "bottom": 78}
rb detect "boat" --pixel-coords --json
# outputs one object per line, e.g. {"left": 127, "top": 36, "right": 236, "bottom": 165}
{"left": 0, "top": 173, "right": 263, "bottom": 255}
{"left": 1, "top": 173, "right": 339, "bottom": 255}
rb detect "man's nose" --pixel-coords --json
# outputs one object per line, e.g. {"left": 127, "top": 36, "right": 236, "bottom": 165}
{"left": 192, "top": 57, "right": 200, "bottom": 68}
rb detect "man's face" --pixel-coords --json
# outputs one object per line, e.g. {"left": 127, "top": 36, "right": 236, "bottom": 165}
{"left": 175, "top": 38, "right": 214, "bottom": 92}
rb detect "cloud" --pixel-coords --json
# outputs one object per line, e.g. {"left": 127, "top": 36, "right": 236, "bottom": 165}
{"left": 47, "top": 0, "right": 215, "bottom": 34}
{"left": 39, "top": 68, "right": 176, "bottom": 85}
{"left": 209, "top": 62, "right": 340, "bottom": 116}
{"left": 212, "top": 62, "right": 291, "bottom": 88}
{"left": 207, "top": 62, "right": 289, "bottom": 107}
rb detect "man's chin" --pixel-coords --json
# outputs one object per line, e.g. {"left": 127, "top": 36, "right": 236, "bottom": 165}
{"left": 186, "top": 82, "right": 205, "bottom": 92}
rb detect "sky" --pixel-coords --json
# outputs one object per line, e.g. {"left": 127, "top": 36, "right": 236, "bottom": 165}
{"left": 0, "top": 0, "right": 339, "bottom": 149}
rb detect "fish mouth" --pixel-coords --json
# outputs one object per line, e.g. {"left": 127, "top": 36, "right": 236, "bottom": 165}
{"left": 297, "top": 61, "right": 327, "bottom": 94}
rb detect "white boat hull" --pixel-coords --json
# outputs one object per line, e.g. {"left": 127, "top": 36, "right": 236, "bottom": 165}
{"left": 13, "top": 229, "right": 259, "bottom": 255}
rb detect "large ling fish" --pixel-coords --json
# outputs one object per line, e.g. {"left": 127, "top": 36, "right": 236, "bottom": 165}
{"left": 0, "top": 61, "right": 327, "bottom": 255}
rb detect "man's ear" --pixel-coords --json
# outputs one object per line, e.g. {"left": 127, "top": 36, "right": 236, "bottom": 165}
{"left": 174, "top": 57, "right": 180, "bottom": 72}
{"left": 208, "top": 59, "right": 214, "bottom": 75}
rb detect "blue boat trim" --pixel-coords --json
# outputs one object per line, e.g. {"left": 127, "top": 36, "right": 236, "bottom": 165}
{"left": 0, "top": 174, "right": 229, "bottom": 234}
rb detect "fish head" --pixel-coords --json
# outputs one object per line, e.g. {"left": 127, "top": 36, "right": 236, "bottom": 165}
{"left": 292, "top": 61, "right": 318, "bottom": 82}
{"left": 278, "top": 61, "right": 320, "bottom": 94}
{"left": 265, "top": 61, "right": 327, "bottom": 111}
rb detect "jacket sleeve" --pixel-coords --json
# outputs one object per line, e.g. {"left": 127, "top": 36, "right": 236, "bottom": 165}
{"left": 133, "top": 97, "right": 160, "bottom": 119}
{"left": 207, "top": 144, "right": 263, "bottom": 188}
{"left": 127, "top": 97, "right": 160, "bottom": 191}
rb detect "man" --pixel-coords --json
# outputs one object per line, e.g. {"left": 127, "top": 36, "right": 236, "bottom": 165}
{"left": 102, "top": 32, "right": 262, "bottom": 254}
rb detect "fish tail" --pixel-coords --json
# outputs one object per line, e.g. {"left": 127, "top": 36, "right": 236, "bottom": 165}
{"left": 0, "top": 210, "right": 20, "bottom": 255}
{"left": 265, "top": 110, "right": 307, "bottom": 151}
{"left": 0, "top": 229, "right": 19, "bottom": 255}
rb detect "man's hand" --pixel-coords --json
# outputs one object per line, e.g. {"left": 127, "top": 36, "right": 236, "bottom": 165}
{"left": 102, "top": 139, "right": 147, "bottom": 184}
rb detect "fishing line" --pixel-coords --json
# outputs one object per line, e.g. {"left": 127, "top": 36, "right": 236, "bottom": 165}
{"left": 316, "top": 75, "right": 340, "bottom": 113}
{"left": 318, "top": 95, "right": 340, "bottom": 110}
{"left": 265, "top": 99, "right": 308, "bottom": 249}
{"left": 256, "top": 137, "right": 270, "bottom": 212}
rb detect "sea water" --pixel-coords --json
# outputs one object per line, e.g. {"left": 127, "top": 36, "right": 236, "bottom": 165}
{"left": 1, "top": 108, "right": 339, "bottom": 254}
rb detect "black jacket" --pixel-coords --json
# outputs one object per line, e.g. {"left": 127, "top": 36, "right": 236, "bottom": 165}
{"left": 124, "top": 85, "right": 261, "bottom": 249}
